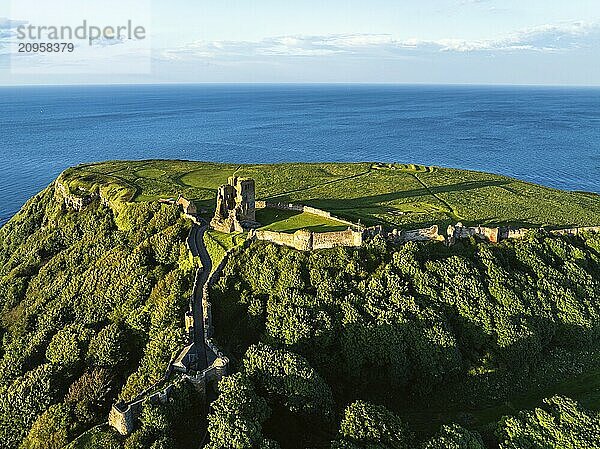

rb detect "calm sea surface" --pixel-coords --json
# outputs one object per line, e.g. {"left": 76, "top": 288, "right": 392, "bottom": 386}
{"left": 1, "top": 84, "right": 599, "bottom": 224}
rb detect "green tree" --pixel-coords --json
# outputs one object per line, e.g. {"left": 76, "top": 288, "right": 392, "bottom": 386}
{"left": 334, "top": 400, "right": 412, "bottom": 449}
{"left": 46, "top": 327, "right": 81, "bottom": 367}
{"left": 422, "top": 424, "right": 485, "bottom": 449}
{"left": 86, "top": 323, "right": 127, "bottom": 369}
{"left": 207, "top": 373, "right": 271, "bottom": 449}
{"left": 243, "top": 343, "right": 334, "bottom": 418}
{"left": 496, "top": 396, "right": 600, "bottom": 449}
{"left": 19, "top": 403, "right": 75, "bottom": 449}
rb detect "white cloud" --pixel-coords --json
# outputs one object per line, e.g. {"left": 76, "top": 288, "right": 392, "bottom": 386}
{"left": 0, "top": 17, "right": 28, "bottom": 52}
{"left": 91, "top": 36, "right": 127, "bottom": 47}
{"left": 161, "top": 21, "right": 600, "bottom": 62}
{"left": 428, "top": 21, "right": 600, "bottom": 52}
{"left": 459, "top": 0, "right": 490, "bottom": 5}
{"left": 0, "top": 18, "right": 27, "bottom": 30}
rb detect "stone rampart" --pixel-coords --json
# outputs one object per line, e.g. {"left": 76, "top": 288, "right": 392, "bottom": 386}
{"left": 249, "top": 228, "right": 363, "bottom": 252}
{"left": 365, "top": 225, "right": 444, "bottom": 244}
{"left": 312, "top": 228, "right": 363, "bottom": 249}
{"left": 109, "top": 379, "right": 176, "bottom": 435}
{"left": 109, "top": 219, "right": 230, "bottom": 436}
{"left": 252, "top": 229, "right": 301, "bottom": 249}
{"left": 401, "top": 225, "right": 445, "bottom": 243}
{"left": 503, "top": 228, "right": 531, "bottom": 240}
{"left": 447, "top": 223, "right": 501, "bottom": 245}
{"left": 184, "top": 356, "right": 229, "bottom": 399}
{"left": 550, "top": 226, "right": 600, "bottom": 237}
{"left": 55, "top": 181, "right": 100, "bottom": 212}
{"left": 448, "top": 224, "right": 600, "bottom": 245}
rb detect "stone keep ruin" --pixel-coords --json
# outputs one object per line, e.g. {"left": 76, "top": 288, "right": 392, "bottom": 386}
{"left": 211, "top": 176, "right": 260, "bottom": 233}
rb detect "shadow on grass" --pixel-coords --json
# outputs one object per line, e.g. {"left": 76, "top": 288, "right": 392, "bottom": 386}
{"left": 277, "top": 179, "right": 567, "bottom": 229}
{"left": 290, "top": 180, "right": 512, "bottom": 210}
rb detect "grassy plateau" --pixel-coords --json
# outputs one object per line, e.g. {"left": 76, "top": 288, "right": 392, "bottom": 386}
{"left": 59, "top": 160, "right": 600, "bottom": 232}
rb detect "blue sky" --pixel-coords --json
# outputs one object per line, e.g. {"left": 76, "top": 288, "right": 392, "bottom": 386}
{"left": 1, "top": 0, "right": 599, "bottom": 85}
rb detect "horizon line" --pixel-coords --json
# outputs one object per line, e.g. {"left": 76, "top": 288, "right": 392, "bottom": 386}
{"left": 1, "top": 81, "right": 600, "bottom": 89}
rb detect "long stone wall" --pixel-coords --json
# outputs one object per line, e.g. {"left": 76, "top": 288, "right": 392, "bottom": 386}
{"left": 550, "top": 226, "right": 600, "bottom": 237}
{"left": 380, "top": 225, "right": 445, "bottom": 244}
{"left": 109, "top": 380, "right": 176, "bottom": 436}
{"left": 447, "top": 223, "right": 501, "bottom": 245}
{"left": 249, "top": 222, "right": 600, "bottom": 252}
{"left": 109, "top": 354, "right": 229, "bottom": 436}
{"left": 447, "top": 223, "right": 600, "bottom": 245}
{"left": 312, "top": 228, "right": 363, "bottom": 249}
{"left": 55, "top": 181, "right": 100, "bottom": 212}
{"left": 109, "top": 216, "right": 230, "bottom": 436}
{"left": 249, "top": 228, "right": 363, "bottom": 252}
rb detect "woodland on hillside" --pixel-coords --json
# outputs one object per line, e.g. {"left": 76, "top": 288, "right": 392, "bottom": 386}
{"left": 209, "top": 231, "right": 600, "bottom": 448}
{"left": 1, "top": 166, "right": 600, "bottom": 448}
{"left": 0, "top": 187, "right": 205, "bottom": 449}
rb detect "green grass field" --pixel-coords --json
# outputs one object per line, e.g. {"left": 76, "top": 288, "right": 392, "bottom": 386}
{"left": 256, "top": 208, "right": 349, "bottom": 233}
{"left": 204, "top": 230, "right": 246, "bottom": 271}
{"left": 60, "top": 160, "right": 600, "bottom": 230}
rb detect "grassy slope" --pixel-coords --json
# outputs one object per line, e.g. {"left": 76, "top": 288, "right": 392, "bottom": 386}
{"left": 62, "top": 160, "right": 600, "bottom": 231}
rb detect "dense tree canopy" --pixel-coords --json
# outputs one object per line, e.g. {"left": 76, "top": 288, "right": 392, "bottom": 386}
{"left": 332, "top": 400, "right": 412, "bottom": 449}
{"left": 0, "top": 185, "right": 197, "bottom": 448}
{"left": 213, "top": 232, "right": 600, "bottom": 394}
{"left": 2, "top": 175, "right": 600, "bottom": 449}
{"left": 422, "top": 424, "right": 485, "bottom": 449}
{"left": 210, "top": 230, "right": 600, "bottom": 448}
{"left": 207, "top": 373, "right": 271, "bottom": 449}
{"left": 496, "top": 396, "right": 600, "bottom": 449}
{"left": 243, "top": 343, "right": 334, "bottom": 419}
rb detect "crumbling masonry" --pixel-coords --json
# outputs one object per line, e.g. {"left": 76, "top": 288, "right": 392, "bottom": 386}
{"left": 211, "top": 176, "right": 260, "bottom": 233}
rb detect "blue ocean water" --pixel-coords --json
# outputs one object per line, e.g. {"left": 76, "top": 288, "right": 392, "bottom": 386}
{"left": 1, "top": 84, "right": 599, "bottom": 224}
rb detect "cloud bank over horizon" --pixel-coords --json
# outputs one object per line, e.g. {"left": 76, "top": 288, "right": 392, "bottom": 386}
{"left": 1, "top": 0, "right": 599, "bottom": 85}
{"left": 161, "top": 21, "right": 600, "bottom": 61}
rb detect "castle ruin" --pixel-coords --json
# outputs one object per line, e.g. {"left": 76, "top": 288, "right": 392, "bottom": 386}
{"left": 211, "top": 176, "right": 259, "bottom": 233}
{"left": 249, "top": 228, "right": 363, "bottom": 252}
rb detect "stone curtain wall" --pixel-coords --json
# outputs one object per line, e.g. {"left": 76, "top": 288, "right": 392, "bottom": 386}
{"left": 109, "top": 382, "right": 177, "bottom": 435}
{"left": 253, "top": 229, "right": 301, "bottom": 249}
{"left": 447, "top": 223, "right": 501, "bottom": 245}
{"left": 108, "top": 359, "right": 229, "bottom": 436}
{"left": 448, "top": 223, "right": 600, "bottom": 245}
{"left": 252, "top": 221, "right": 600, "bottom": 252}
{"left": 400, "top": 225, "right": 445, "bottom": 243}
{"left": 249, "top": 228, "right": 363, "bottom": 252}
{"left": 550, "top": 226, "right": 600, "bottom": 237}
{"left": 312, "top": 228, "right": 363, "bottom": 249}
{"left": 109, "top": 218, "right": 230, "bottom": 436}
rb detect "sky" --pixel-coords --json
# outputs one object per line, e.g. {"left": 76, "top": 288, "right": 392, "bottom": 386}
{"left": 0, "top": 0, "right": 599, "bottom": 85}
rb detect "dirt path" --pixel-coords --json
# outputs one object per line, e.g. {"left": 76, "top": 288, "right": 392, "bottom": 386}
{"left": 412, "top": 172, "right": 463, "bottom": 222}
{"left": 268, "top": 166, "right": 374, "bottom": 200}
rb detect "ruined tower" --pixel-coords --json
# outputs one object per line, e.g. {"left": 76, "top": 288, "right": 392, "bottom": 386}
{"left": 233, "top": 177, "right": 256, "bottom": 222}
{"left": 211, "top": 177, "right": 258, "bottom": 233}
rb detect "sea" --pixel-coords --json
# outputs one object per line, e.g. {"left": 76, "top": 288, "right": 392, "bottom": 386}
{"left": 1, "top": 84, "right": 599, "bottom": 225}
